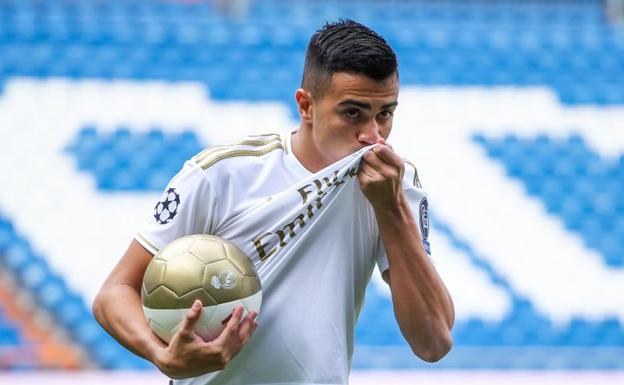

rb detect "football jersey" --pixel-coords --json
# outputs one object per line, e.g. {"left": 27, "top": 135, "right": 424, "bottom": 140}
{"left": 135, "top": 130, "right": 430, "bottom": 385}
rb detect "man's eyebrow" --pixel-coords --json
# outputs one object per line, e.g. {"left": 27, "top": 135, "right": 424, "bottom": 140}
{"left": 382, "top": 101, "right": 398, "bottom": 109}
{"left": 337, "top": 100, "right": 398, "bottom": 110}
{"left": 338, "top": 99, "right": 371, "bottom": 110}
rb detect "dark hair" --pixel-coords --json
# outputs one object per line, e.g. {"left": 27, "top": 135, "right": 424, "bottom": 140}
{"left": 302, "top": 19, "right": 398, "bottom": 97}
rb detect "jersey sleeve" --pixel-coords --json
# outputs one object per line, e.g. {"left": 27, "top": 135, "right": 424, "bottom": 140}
{"left": 135, "top": 161, "right": 215, "bottom": 255}
{"left": 375, "top": 161, "right": 431, "bottom": 274}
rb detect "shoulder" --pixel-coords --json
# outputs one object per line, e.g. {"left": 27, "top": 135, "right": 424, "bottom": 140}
{"left": 401, "top": 158, "right": 423, "bottom": 188}
{"left": 167, "top": 133, "right": 284, "bottom": 195}
{"left": 191, "top": 133, "right": 284, "bottom": 172}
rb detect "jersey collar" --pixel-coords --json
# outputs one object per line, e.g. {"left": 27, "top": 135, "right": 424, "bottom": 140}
{"left": 282, "top": 129, "right": 314, "bottom": 180}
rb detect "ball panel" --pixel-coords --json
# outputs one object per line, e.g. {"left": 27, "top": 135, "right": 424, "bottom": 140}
{"left": 193, "top": 305, "right": 219, "bottom": 341}
{"left": 176, "top": 287, "right": 218, "bottom": 308}
{"left": 241, "top": 275, "right": 262, "bottom": 296}
{"left": 143, "top": 306, "right": 186, "bottom": 343}
{"left": 156, "top": 236, "right": 196, "bottom": 261}
{"left": 223, "top": 242, "right": 258, "bottom": 276}
{"left": 188, "top": 237, "right": 228, "bottom": 264}
{"left": 148, "top": 314, "right": 177, "bottom": 343}
{"left": 161, "top": 252, "right": 206, "bottom": 296}
{"left": 240, "top": 290, "right": 262, "bottom": 315}
{"left": 143, "top": 284, "right": 183, "bottom": 309}
{"left": 143, "top": 258, "right": 166, "bottom": 294}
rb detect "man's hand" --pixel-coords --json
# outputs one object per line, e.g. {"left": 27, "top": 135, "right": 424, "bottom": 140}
{"left": 357, "top": 143, "right": 405, "bottom": 210}
{"left": 155, "top": 300, "right": 258, "bottom": 379}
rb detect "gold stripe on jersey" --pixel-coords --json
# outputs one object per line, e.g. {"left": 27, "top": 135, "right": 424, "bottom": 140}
{"left": 253, "top": 133, "right": 282, "bottom": 139}
{"left": 192, "top": 134, "right": 281, "bottom": 164}
{"left": 403, "top": 159, "right": 422, "bottom": 188}
{"left": 283, "top": 132, "right": 289, "bottom": 155}
{"left": 136, "top": 232, "right": 160, "bottom": 255}
{"left": 197, "top": 141, "right": 284, "bottom": 170}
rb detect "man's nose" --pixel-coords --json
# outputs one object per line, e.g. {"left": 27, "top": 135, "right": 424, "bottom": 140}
{"left": 358, "top": 120, "right": 384, "bottom": 145}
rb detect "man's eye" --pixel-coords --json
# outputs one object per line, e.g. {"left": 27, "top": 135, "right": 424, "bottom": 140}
{"left": 379, "top": 110, "right": 393, "bottom": 120}
{"left": 344, "top": 109, "right": 360, "bottom": 119}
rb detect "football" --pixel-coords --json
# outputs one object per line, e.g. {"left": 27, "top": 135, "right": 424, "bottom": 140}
{"left": 141, "top": 234, "right": 262, "bottom": 343}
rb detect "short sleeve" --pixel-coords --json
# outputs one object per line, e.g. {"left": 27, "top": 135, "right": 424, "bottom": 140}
{"left": 135, "top": 161, "right": 215, "bottom": 255}
{"left": 375, "top": 162, "right": 431, "bottom": 275}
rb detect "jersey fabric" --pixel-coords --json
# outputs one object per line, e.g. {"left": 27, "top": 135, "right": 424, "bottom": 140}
{"left": 135, "top": 130, "right": 430, "bottom": 385}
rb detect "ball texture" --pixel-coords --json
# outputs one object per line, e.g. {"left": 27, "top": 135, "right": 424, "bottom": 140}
{"left": 141, "top": 234, "right": 262, "bottom": 343}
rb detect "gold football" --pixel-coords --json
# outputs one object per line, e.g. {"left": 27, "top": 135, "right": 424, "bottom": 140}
{"left": 141, "top": 234, "right": 262, "bottom": 343}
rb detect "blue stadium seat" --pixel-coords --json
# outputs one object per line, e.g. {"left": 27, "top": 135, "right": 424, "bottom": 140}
{"left": 476, "top": 133, "right": 624, "bottom": 268}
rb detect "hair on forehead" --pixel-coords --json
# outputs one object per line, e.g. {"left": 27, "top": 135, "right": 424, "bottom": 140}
{"left": 301, "top": 19, "right": 398, "bottom": 98}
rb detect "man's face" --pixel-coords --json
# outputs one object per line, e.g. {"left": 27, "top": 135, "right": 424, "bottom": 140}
{"left": 306, "top": 72, "right": 399, "bottom": 164}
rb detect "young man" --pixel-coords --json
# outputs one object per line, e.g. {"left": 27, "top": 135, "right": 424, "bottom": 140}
{"left": 93, "top": 20, "right": 454, "bottom": 384}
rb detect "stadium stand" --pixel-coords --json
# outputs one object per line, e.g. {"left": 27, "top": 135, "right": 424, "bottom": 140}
{"left": 475, "top": 134, "right": 624, "bottom": 268}
{"left": 0, "top": 0, "right": 623, "bottom": 370}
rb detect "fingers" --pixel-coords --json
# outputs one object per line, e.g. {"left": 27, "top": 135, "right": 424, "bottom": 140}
{"left": 161, "top": 306, "right": 257, "bottom": 377}
{"left": 225, "top": 306, "right": 245, "bottom": 335}
{"left": 214, "top": 306, "right": 258, "bottom": 345}
{"left": 181, "top": 300, "right": 203, "bottom": 333}
{"left": 208, "top": 306, "right": 257, "bottom": 367}
{"left": 213, "top": 306, "right": 244, "bottom": 345}
{"left": 167, "top": 300, "right": 203, "bottom": 346}
{"left": 369, "top": 145, "right": 403, "bottom": 172}
{"left": 237, "top": 312, "right": 258, "bottom": 344}
{"left": 361, "top": 146, "right": 404, "bottom": 181}
{"left": 361, "top": 152, "right": 396, "bottom": 179}
{"left": 358, "top": 160, "right": 381, "bottom": 181}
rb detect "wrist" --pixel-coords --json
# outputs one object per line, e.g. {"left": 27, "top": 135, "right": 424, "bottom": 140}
{"left": 151, "top": 346, "right": 169, "bottom": 371}
{"left": 154, "top": 347, "right": 185, "bottom": 379}
{"left": 373, "top": 190, "right": 408, "bottom": 220}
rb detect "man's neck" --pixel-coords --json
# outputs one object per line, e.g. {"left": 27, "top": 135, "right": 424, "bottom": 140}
{"left": 291, "top": 127, "right": 330, "bottom": 174}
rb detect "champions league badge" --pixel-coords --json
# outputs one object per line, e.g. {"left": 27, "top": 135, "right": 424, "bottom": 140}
{"left": 154, "top": 187, "right": 180, "bottom": 225}
{"left": 419, "top": 197, "right": 431, "bottom": 255}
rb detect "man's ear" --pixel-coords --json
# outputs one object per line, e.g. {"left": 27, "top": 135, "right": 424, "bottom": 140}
{"left": 295, "top": 88, "right": 314, "bottom": 124}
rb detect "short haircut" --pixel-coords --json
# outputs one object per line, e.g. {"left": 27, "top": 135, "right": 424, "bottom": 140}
{"left": 301, "top": 19, "right": 398, "bottom": 98}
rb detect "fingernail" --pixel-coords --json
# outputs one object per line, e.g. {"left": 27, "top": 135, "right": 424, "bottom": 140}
{"left": 193, "top": 300, "right": 201, "bottom": 310}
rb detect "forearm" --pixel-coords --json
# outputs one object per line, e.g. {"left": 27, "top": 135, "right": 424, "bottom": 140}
{"left": 93, "top": 283, "right": 165, "bottom": 363}
{"left": 375, "top": 192, "right": 454, "bottom": 361}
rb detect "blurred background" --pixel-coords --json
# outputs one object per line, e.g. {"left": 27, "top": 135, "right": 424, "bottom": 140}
{"left": 1, "top": 0, "right": 624, "bottom": 383}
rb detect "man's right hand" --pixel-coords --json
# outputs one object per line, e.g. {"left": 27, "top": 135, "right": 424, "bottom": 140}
{"left": 154, "top": 300, "right": 258, "bottom": 379}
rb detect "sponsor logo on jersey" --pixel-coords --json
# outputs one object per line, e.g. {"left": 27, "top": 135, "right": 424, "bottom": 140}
{"left": 252, "top": 165, "right": 359, "bottom": 261}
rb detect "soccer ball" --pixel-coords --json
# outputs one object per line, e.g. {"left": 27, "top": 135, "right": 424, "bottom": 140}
{"left": 141, "top": 234, "right": 262, "bottom": 343}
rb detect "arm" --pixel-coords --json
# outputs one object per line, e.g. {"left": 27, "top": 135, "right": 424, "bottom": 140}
{"left": 358, "top": 145, "right": 454, "bottom": 362}
{"left": 93, "top": 239, "right": 258, "bottom": 378}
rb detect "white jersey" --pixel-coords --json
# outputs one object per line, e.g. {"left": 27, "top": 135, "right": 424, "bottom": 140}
{"left": 136, "top": 130, "right": 430, "bottom": 385}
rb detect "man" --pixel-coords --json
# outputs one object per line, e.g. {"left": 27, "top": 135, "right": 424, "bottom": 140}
{"left": 93, "top": 19, "right": 454, "bottom": 384}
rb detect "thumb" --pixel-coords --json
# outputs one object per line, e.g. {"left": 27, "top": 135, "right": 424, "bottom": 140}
{"left": 180, "top": 299, "right": 203, "bottom": 333}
